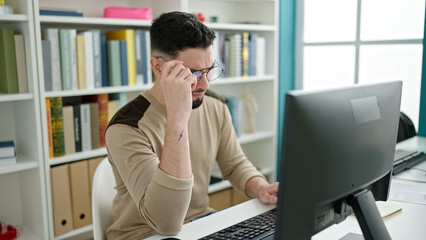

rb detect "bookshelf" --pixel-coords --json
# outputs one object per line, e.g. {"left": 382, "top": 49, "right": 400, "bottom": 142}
{"left": 2, "top": 0, "right": 280, "bottom": 239}
{"left": 0, "top": 0, "right": 49, "bottom": 239}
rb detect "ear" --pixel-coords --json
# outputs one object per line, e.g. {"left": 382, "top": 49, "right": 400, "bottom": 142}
{"left": 150, "top": 57, "right": 162, "bottom": 79}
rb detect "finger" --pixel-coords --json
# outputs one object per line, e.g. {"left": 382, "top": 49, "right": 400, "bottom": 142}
{"left": 169, "top": 63, "right": 187, "bottom": 80}
{"left": 160, "top": 60, "right": 183, "bottom": 79}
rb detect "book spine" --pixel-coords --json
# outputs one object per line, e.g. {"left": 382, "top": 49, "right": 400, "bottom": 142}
{"left": 107, "top": 40, "right": 121, "bottom": 86}
{"left": 119, "top": 40, "right": 129, "bottom": 86}
{"left": 98, "top": 94, "right": 109, "bottom": 147}
{"left": 242, "top": 32, "right": 249, "bottom": 77}
{"left": 84, "top": 31, "right": 94, "bottom": 89}
{"left": 89, "top": 102, "right": 100, "bottom": 149}
{"left": 62, "top": 105, "right": 76, "bottom": 155}
{"left": 248, "top": 33, "right": 257, "bottom": 76}
{"left": 50, "top": 97, "right": 65, "bottom": 157}
{"left": 45, "top": 99, "right": 54, "bottom": 158}
{"left": 43, "top": 28, "right": 62, "bottom": 91}
{"left": 76, "top": 34, "right": 87, "bottom": 89}
{"left": 256, "top": 37, "right": 266, "bottom": 76}
{"left": 59, "top": 29, "right": 72, "bottom": 90}
{"left": 69, "top": 29, "right": 78, "bottom": 90}
{"left": 100, "top": 35, "right": 109, "bottom": 87}
{"left": 80, "top": 103, "right": 92, "bottom": 151}
{"left": 42, "top": 40, "right": 53, "bottom": 92}
{"left": 91, "top": 30, "right": 102, "bottom": 88}
{"left": 14, "top": 34, "right": 28, "bottom": 93}
{"left": 73, "top": 104, "right": 82, "bottom": 152}
{"left": 0, "top": 28, "right": 19, "bottom": 93}
{"left": 144, "top": 31, "right": 152, "bottom": 84}
{"left": 134, "top": 30, "right": 144, "bottom": 86}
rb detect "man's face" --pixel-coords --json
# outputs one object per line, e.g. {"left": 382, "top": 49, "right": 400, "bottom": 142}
{"left": 175, "top": 46, "right": 214, "bottom": 109}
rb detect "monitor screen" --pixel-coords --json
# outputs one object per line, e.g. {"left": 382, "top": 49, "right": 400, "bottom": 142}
{"left": 275, "top": 81, "right": 402, "bottom": 239}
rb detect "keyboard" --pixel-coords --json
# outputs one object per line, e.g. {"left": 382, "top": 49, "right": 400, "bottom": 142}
{"left": 393, "top": 149, "right": 426, "bottom": 175}
{"left": 199, "top": 208, "right": 276, "bottom": 240}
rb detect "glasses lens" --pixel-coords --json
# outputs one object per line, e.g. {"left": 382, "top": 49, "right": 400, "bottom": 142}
{"left": 207, "top": 66, "right": 223, "bottom": 81}
{"left": 192, "top": 71, "right": 203, "bottom": 79}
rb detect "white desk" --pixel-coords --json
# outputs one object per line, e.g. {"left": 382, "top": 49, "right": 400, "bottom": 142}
{"left": 146, "top": 198, "right": 426, "bottom": 240}
{"left": 147, "top": 137, "right": 426, "bottom": 240}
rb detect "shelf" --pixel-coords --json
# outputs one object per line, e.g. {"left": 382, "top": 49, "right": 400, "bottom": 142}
{"left": 0, "top": 155, "right": 38, "bottom": 175}
{"left": 44, "top": 85, "right": 152, "bottom": 98}
{"left": 49, "top": 148, "right": 107, "bottom": 166}
{"left": 212, "top": 75, "right": 274, "bottom": 85}
{"left": 14, "top": 224, "right": 43, "bottom": 240}
{"left": 40, "top": 16, "right": 151, "bottom": 27}
{"left": 0, "top": 93, "right": 33, "bottom": 102}
{"left": 0, "top": 14, "right": 28, "bottom": 22}
{"left": 205, "top": 22, "right": 275, "bottom": 32}
{"left": 54, "top": 224, "right": 93, "bottom": 240}
{"left": 238, "top": 131, "right": 274, "bottom": 145}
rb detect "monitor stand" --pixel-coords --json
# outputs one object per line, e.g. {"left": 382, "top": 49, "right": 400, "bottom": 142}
{"left": 345, "top": 190, "right": 391, "bottom": 240}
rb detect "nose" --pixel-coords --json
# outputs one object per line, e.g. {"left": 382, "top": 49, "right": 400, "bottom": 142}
{"left": 196, "top": 72, "right": 209, "bottom": 88}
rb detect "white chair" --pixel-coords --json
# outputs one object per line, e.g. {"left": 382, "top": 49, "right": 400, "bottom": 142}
{"left": 92, "top": 157, "right": 116, "bottom": 240}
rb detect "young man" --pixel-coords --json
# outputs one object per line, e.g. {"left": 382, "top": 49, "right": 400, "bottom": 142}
{"left": 105, "top": 11, "right": 279, "bottom": 239}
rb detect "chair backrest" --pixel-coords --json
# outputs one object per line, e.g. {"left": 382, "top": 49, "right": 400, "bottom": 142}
{"left": 92, "top": 157, "right": 116, "bottom": 240}
{"left": 397, "top": 112, "right": 417, "bottom": 143}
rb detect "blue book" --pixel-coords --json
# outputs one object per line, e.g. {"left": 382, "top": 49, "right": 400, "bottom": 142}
{"left": 100, "top": 35, "right": 108, "bottom": 87}
{"left": 119, "top": 40, "right": 128, "bottom": 86}
{"left": 0, "top": 141, "right": 15, "bottom": 158}
{"left": 39, "top": 9, "right": 83, "bottom": 17}
{"left": 140, "top": 30, "right": 150, "bottom": 84}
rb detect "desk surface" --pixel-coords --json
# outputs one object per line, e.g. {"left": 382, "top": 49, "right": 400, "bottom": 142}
{"left": 146, "top": 198, "right": 426, "bottom": 240}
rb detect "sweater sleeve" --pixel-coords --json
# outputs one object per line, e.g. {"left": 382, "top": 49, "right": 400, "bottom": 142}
{"left": 106, "top": 124, "right": 193, "bottom": 235}
{"left": 215, "top": 103, "right": 265, "bottom": 197}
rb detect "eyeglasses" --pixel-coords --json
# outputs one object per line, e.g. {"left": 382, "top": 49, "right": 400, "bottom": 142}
{"left": 155, "top": 56, "right": 224, "bottom": 82}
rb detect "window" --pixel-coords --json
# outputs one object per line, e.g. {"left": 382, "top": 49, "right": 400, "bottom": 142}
{"left": 296, "top": 0, "right": 425, "bottom": 130}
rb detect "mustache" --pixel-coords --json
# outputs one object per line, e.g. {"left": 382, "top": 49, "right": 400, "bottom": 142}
{"left": 192, "top": 89, "right": 205, "bottom": 94}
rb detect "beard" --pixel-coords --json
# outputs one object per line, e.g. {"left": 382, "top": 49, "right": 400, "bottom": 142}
{"left": 192, "top": 96, "right": 204, "bottom": 109}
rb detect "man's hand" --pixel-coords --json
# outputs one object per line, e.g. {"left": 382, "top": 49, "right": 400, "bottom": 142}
{"left": 246, "top": 177, "right": 279, "bottom": 205}
{"left": 158, "top": 60, "right": 197, "bottom": 123}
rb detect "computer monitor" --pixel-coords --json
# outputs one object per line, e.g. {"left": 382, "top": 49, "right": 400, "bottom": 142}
{"left": 275, "top": 81, "right": 402, "bottom": 240}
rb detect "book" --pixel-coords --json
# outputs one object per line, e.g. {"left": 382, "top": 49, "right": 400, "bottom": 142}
{"left": 225, "top": 96, "right": 241, "bottom": 137}
{"left": 107, "top": 99, "right": 121, "bottom": 122}
{"left": 73, "top": 104, "right": 82, "bottom": 152}
{"left": 107, "top": 40, "right": 121, "bottom": 86}
{"left": 230, "top": 33, "right": 242, "bottom": 77}
{"left": 81, "top": 31, "right": 94, "bottom": 89}
{"left": 80, "top": 103, "right": 92, "bottom": 151}
{"left": 59, "top": 29, "right": 77, "bottom": 90}
{"left": 85, "top": 94, "right": 109, "bottom": 147}
{"left": 14, "top": 35, "right": 28, "bottom": 93}
{"left": 39, "top": 9, "right": 83, "bottom": 17}
{"left": 45, "top": 99, "right": 54, "bottom": 158}
{"left": 91, "top": 30, "right": 102, "bottom": 88}
{"left": 89, "top": 102, "right": 100, "bottom": 149}
{"left": 256, "top": 36, "right": 265, "bottom": 76}
{"left": 76, "top": 34, "right": 86, "bottom": 89}
{"left": 242, "top": 32, "right": 249, "bottom": 77}
{"left": 119, "top": 40, "right": 129, "bottom": 86}
{"left": 0, "top": 28, "right": 18, "bottom": 93}
{"left": 106, "top": 29, "right": 136, "bottom": 86}
{"left": 0, "top": 157, "right": 16, "bottom": 167}
{"left": 43, "top": 28, "right": 62, "bottom": 91}
{"left": 248, "top": 33, "right": 257, "bottom": 76}
{"left": 134, "top": 30, "right": 144, "bottom": 85}
{"left": 0, "top": 140, "right": 15, "bottom": 158}
{"left": 62, "top": 105, "right": 76, "bottom": 155}
{"left": 141, "top": 30, "right": 152, "bottom": 84}
{"left": 50, "top": 97, "right": 65, "bottom": 157}
{"left": 100, "top": 35, "right": 109, "bottom": 87}
{"left": 42, "top": 40, "right": 53, "bottom": 92}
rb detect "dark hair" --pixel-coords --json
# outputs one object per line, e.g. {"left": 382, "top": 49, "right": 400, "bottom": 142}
{"left": 150, "top": 11, "right": 216, "bottom": 58}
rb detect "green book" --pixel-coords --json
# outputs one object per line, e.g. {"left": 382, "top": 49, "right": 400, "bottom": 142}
{"left": 107, "top": 40, "right": 122, "bottom": 87}
{"left": 50, "top": 97, "right": 65, "bottom": 157}
{"left": 59, "top": 29, "right": 72, "bottom": 90}
{"left": 0, "top": 28, "right": 19, "bottom": 93}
